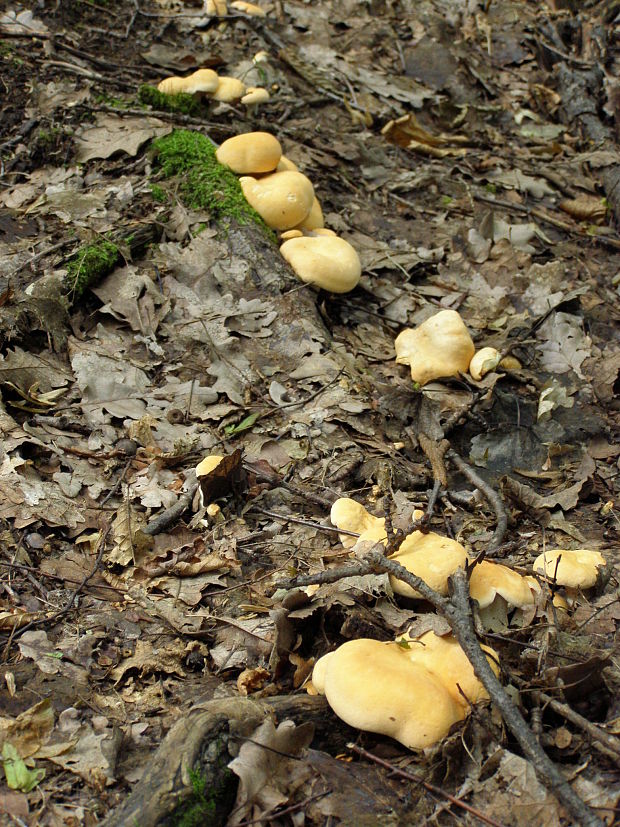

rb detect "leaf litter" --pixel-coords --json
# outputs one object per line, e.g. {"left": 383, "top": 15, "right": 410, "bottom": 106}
{"left": 0, "top": 0, "right": 619, "bottom": 824}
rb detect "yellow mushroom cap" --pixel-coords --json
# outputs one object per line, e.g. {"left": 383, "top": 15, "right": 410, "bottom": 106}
{"left": 395, "top": 310, "right": 475, "bottom": 386}
{"left": 230, "top": 0, "right": 266, "bottom": 14}
{"left": 241, "top": 171, "right": 314, "bottom": 230}
{"left": 295, "top": 196, "right": 324, "bottom": 231}
{"left": 330, "top": 497, "right": 386, "bottom": 549}
{"left": 157, "top": 76, "right": 188, "bottom": 95}
{"left": 212, "top": 76, "right": 246, "bottom": 102}
{"left": 308, "top": 228, "right": 337, "bottom": 237}
{"left": 498, "top": 355, "right": 522, "bottom": 371}
{"left": 313, "top": 639, "right": 466, "bottom": 750}
{"left": 205, "top": 0, "right": 228, "bottom": 14}
{"left": 469, "top": 561, "right": 537, "bottom": 609}
{"left": 216, "top": 132, "right": 282, "bottom": 174}
{"left": 532, "top": 549, "right": 606, "bottom": 589}
{"left": 182, "top": 68, "right": 220, "bottom": 94}
{"left": 195, "top": 454, "right": 224, "bottom": 477}
{"left": 280, "top": 229, "right": 304, "bottom": 241}
{"left": 275, "top": 155, "right": 299, "bottom": 172}
{"left": 399, "top": 631, "right": 499, "bottom": 708}
{"left": 279, "top": 235, "right": 362, "bottom": 293}
{"left": 241, "top": 86, "right": 270, "bottom": 105}
{"left": 388, "top": 531, "right": 469, "bottom": 598}
{"left": 469, "top": 347, "right": 501, "bottom": 381}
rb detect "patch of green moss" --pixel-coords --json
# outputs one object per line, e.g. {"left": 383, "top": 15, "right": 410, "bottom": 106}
{"left": 64, "top": 239, "right": 120, "bottom": 299}
{"left": 150, "top": 184, "right": 168, "bottom": 203}
{"left": 152, "top": 129, "right": 275, "bottom": 239}
{"left": 170, "top": 767, "right": 236, "bottom": 827}
{"left": 138, "top": 84, "right": 203, "bottom": 116}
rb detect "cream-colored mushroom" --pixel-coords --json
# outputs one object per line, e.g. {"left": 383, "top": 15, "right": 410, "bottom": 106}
{"left": 395, "top": 309, "right": 475, "bottom": 386}
{"left": 158, "top": 68, "right": 219, "bottom": 96}
{"left": 216, "top": 132, "right": 282, "bottom": 174}
{"left": 280, "top": 229, "right": 303, "bottom": 241}
{"left": 279, "top": 235, "right": 361, "bottom": 292}
{"left": 240, "top": 171, "right": 315, "bottom": 230}
{"left": 295, "top": 196, "right": 324, "bottom": 231}
{"left": 241, "top": 87, "right": 270, "bottom": 105}
{"left": 312, "top": 639, "right": 466, "bottom": 749}
{"left": 212, "top": 76, "right": 246, "bottom": 102}
{"left": 469, "top": 561, "right": 538, "bottom": 609}
{"left": 230, "top": 0, "right": 266, "bottom": 15}
{"left": 398, "top": 630, "right": 499, "bottom": 708}
{"left": 533, "top": 549, "right": 606, "bottom": 589}
{"left": 195, "top": 454, "right": 224, "bottom": 477}
{"left": 469, "top": 347, "right": 501, "bottom": 381}
{"left": 330, "top": 497, "right": 386, "bottom": 549}
{"left": 388, "top": 531, "right": 469, "bottom": 598}
{"left": 275, "top": 155, "right": 299, "bottom": 172}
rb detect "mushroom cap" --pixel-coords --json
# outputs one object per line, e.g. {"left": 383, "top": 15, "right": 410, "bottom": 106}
{"left": 205, "top": 0, "right": 228, "bottom": 14}
{"left": 279, "top": 235, "right": 361, "bottom": 292}
{"left": 395, "top": 309, "right": 475, "bottom": 386}
{"left": 469, "top": 347, "right": 501, "bottom": 381}
{"left": 308, "top": 228, "right": 337, "bottom": 237}
{"left": 499, "top": 355, "right": 522, "bottom": 371}
{"left": 241, "top": 86, "right": 270, "bottom": 105}
{"left": 388, "top": 531, "right": 469, "bottom": 598}
{"left": 195, "top": 454, "right": 224, "bottom": 477}
{"left": 276, "top": 155, "right": 299, "bottom": 172}
{"left": 241, "top": 171, "right": 314, "bottom": 230}
{"left": 216, "top": 132, "right": 282, "bottom": 174}
{"left": 182, "top": 68, "right": 220, "bottom": 94}
{"left": 295, "top": 196, "right": 324, "bottom": 231}
{"left": 399, "top": 631, "right": 499, "bottom": 708}
{"left": 231, "top": 0, "right": 267, "bottom": 14}
{"left": 330, "top": 497, "right": 386, "bottom": 549}
{"left": 157, "top": 76, "right": 188, "bottom": 95}
{"left": 280, "top": 229, "right": 303, "bottom": 241}
{"left": 212, "top": 76, "right": 246, "bottom": 102}
{"left": 469, "top": 561, "right": 537, "bottom": 609}
{"left": 532, "top": 549, "right": 606, "bottom": 589}
{"left": 313, "top": 639, "right": 466, "bottom": 750}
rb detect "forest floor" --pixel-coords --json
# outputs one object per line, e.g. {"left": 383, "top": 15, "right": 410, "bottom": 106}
{"left": 1, "top": 0, "right": 620, "bottom": 824}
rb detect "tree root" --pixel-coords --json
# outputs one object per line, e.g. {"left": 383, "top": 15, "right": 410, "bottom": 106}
{"left": 101, "top": 694, "right": 328, "bottom": 827}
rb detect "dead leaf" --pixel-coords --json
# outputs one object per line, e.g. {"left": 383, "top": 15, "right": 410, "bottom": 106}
{"left": 74, "top": 115, "right": 172, "bottom": 162}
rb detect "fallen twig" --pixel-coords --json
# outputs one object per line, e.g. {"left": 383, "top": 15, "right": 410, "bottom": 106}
{"left": 447, "top": 449, "right": 508, "bottom": 550}
{"left": 348, "top": 744, "right": 507, "bottom": 827}
{"left": 276, "top": 551, "right": 604, "bottom": 827}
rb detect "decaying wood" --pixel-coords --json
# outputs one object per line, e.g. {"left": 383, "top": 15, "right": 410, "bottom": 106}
{"left": 101, "top": 694, "right": 328, "bottom": 827}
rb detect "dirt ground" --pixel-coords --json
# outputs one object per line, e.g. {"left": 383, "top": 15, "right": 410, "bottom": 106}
{"left": 1, "top": 0, "right": 620, "bottom": 824}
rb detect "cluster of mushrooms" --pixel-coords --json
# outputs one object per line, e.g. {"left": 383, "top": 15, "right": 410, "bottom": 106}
{"left": 395, "top": 308, "right": 520, "bottom": 385}
{"left": 215, "top": 132, "right": 362, "bottom": 293}
{"left": 157, "top": 66, "right": 270, "bottom": 107}
{"left": 305, "top": 497, "right": 607, "bottom": 749}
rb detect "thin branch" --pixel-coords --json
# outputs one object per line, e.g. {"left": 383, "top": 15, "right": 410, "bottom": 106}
{"left": 348, "top": 744, "right": 507, "bottom": 827}
{"left": 447, "top": 449, "right": 508, "bottom": 549}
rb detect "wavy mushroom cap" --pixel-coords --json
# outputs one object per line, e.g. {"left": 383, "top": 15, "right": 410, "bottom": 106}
{"left": 195, "top": 454, "right": 224, "bottom": 477}
{"left": 182, "top": 68, "right": 220, "bottom": 94}
{"left": 395, "top": 309, "right": 475, "bottom": 386}
{"left": 469, "top": 561, "right": 538, "bottom": 609}
{"left": 533, "top": 549, "right": 606, "bottom": 589}
{"left": 399, "top": 630, "right": 499, "bottom": 708}
{"left": 216, "top": 132, "right": 282, "bottom": 174}
{"left": 469, "top": 347, "right": 501, "bottom": 381}
{"left": 388, "top": 531, "right": 469, "bottom": 598}
{"left": 330, "top": 497, "right": 386, "bottom": 549}
{"left": 295, "top": 196, "right": 324, "bottom": 231}
{"left": 240, "top": 87, "right": 270, "bottom": 105}
{"left": 279, "top": 235, "right": 361, "bottom": 292}
{"left": 212, "top": 76, "right": 246, "bottom": 102}
{"left": 230, "top": 0, "right": 267, "bottom": 14}
{"left": 241, "top": 171, "right": 314, "bottom": 230}
{"left": 312, "top": 639, "right": 466, "bottom": 750}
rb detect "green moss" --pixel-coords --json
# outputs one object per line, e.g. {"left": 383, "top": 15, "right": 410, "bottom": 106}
{"left": 150, "top": 184, "right": 168, "bottom": 203}
{"left": 151, "top": 129, "right": 275, "bottom": 238}
{"left": 170, "top": 766, "right": 236, "bottom": 827}
{"left": 64, "top": 239, "right": 120, "bottom": 299}
{"left": 138, "top": 84, "right": 203, "bottom": 116}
